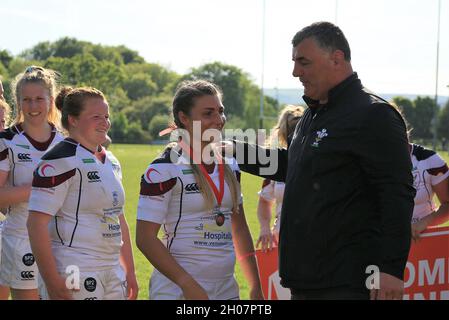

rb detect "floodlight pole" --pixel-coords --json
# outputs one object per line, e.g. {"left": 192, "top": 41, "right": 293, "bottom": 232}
{"left": 259, "top": 0, "right": 266, "bottom": 130}
{"left": 433, "top": 0, "right": 441, "bottom": 149}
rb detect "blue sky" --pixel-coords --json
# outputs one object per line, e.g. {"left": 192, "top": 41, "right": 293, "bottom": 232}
{"left": 0, "top": 0, "right": 448, "bottom": 95}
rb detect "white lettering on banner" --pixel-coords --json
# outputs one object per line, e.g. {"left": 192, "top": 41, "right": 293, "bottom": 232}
{"left": 268, "top": 271, "right": 290, "bottom": 300}
{"left": 404, "top": 258, "right": 449, "bottom": 288}
{"left": 419, "top": 258, "right": 446, "bottom": 287}
{"left": 403, "top": 290, "right": 449, "bottom": 300}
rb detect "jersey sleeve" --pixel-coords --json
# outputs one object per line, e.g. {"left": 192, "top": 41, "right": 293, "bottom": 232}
{"left": 427, "top": 153, "right": 449, "bottom": 186}
{"left": 258, "top": 179, "right": 275, "bottom": 202}
{"left": 137, "top": 162, "right": 177, "bottom": 224}
{"left": 0, "top": 139, "right": 10, "bottom": 172}
{"left": 28, "top": 158, "right": 76, "bottom": 216}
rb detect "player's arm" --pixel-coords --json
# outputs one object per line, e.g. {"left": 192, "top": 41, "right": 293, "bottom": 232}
{"left": 27, "top": 158, "right": 75, "bottom": 300}
{"left": 27, "top": 211, "right": 73, "bottom": 300}
{"left": 232, "top": 204, "right": 264, "bottom": 300}
{"left": 118, "top": 213, "right": 138, "bottom": 300}
{"left": 232, "top": 141, "right": 289, "bottom": 182}
{"left": 0, "top": 170, "right": 31, "bottom": 207}
{"left": 256, "top": 181, "right": 277, "bottom": 251}
{"left": 412, "top": 177, "right": 449, "bottom": 239}
{"left": 135, "top": 220, "right": 208, "bottom": 300}
{"left": 430, "top": 177, "right": 449, "bottom": 225}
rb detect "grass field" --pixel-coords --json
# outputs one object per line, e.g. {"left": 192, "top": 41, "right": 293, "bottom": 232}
{"left": 109, "top": 143, "right": 449, "bottom": 300}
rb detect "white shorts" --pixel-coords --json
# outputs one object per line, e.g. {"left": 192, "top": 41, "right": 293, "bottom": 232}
{"left": 0, "top": 234, "right": 38, "bottom": 290}
{"left": 149, "top": 271, "right": 239, "bottom": 300}
{"left": 39, "top": 265, "right": 127, "bottom": 300}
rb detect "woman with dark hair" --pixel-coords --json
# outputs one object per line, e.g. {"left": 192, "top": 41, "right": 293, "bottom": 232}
{"left": 27, "top": 87, "right": 138, "bottom": 300}
{"left": 136, "top": 80, "right": 263, "bottom": 300}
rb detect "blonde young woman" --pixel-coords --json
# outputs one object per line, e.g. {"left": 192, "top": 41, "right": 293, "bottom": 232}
{"left": 255, "top": 105, "right": 304, "bottom": 251}
{"left": 0, "top": 66, "right": 64, "bottom": 300}
{"left": 136, "top": 80, "right": 263, "bottom": 300}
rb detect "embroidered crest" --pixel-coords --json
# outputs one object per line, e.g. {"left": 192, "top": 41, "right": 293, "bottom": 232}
{"left": 311, "top": 129, "right": 328, "bottom": 148}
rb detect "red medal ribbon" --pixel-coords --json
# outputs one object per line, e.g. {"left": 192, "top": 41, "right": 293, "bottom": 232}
{"left": 179, "top": 141, "right": 224, "bottom": 207}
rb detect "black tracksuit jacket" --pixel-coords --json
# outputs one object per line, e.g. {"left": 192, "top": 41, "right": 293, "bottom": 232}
{"left": 236, "top": 73, "right": 416, "bottom": 290}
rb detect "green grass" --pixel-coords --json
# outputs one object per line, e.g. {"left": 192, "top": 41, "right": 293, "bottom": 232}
{"left": 110, "top": 144, "right": 449, "bottom": 300}
{"left": 109, "top": 143, "right": 262, "bottom": 300}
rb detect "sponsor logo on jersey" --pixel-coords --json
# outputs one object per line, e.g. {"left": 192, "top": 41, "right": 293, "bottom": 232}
{"left": 84, "top": 297, "right": 98, "bottom": 300}
{"left": 87, "top": 171, "right": 101, "bottom": 182}
{"left": 37, "top": 163, "right": 56, "bottom": 177}
{"left": 20, "top": 271, "right": 35, "bottom": 280}
{"left": 84, "top": 278, "right": 97, "bottom": 292}
{"left": 22, "top": 253, "right": 35, "bottom": 266}
{"left": 82, "top": 158, "right": 95, "bottom": 164}
{"left": 112, "top": 191, "right": 119, "bottom": 207}
{"left": 108, "top": 224, "right": 121, "bottom": 231}
{"left": 146, "top": 168, "right": 160, "bottom": 183}
{"left": 112, "top": 164, "right": 120, "bottom": 173}
{"left": 182, "top": 169, "right": 194, "bottom": 175}
{"left": 15, "top": 144, "right": 30, "bottom": 150}
{"left": 17, "top": 153, "right": 32, "bottom": 162}
{"left": 185, "top": 183, "right": 201, "bottom": 194}
{"left": 195, "top": 223, "right": 204, "bottom": 231}
{"left": 203, "top": 231, "right": 232, "bottom": 241}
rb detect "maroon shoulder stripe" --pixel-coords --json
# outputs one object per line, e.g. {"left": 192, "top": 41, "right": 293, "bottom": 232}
{"left": 0, "top": 149, "right": 8, "bottom": 161}
{"left": 140, "top": 177, "right": 177, "bottom": 196}
{"left": 427, "top": 164, "right": 449, "bottom": 176}
{"left": 33, "top": 169, "right": 76, "bottom": 188}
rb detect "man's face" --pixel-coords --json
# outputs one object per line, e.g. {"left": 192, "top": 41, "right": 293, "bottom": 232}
{"left": 292, "top": 37, "right": 336, "bottom": 102}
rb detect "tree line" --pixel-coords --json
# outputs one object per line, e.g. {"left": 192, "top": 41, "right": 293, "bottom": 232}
{"left": 393, "top": 96, "right": 449, "bottom": 148}
{"left": 0, "top": 38, "right": 278, "bottom": 143}
{"left": 1, "top": 37, "right": 448, "bottom": 145}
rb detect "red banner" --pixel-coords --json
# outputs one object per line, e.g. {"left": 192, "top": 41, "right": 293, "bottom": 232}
{"left": 256, "top": 226, "right": 449, "bottom": 300}
{"left": 403, "top": 226, "right": 449, "bottom": 300}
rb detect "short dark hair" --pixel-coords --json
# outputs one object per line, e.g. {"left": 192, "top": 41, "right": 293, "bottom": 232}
{"left": 292, "top": 21, "right": 351, "bottom": 62}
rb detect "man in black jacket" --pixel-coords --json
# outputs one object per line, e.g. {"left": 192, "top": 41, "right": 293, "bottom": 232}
{"left": 232, "top": 22, "right": 415, "bottom": 300}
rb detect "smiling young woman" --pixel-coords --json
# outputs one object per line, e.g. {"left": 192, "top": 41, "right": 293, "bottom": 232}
{"left": 0, "top": 66, "right": 64, "bottom": 300}
{"left": 26, "top": 87, "right": 138, "bottom": 300}
{"left": 136, "top": 80, "right": 263, "bottom": 300}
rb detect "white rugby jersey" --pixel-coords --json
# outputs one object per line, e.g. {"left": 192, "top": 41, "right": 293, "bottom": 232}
{"left": 28, "top": 138, "right": 125, "bottom": 273}
{"left": 258, "top": 179, "right": 285, "bottom": 233}
{"left": 137, "top": 147, "right": 243, "bottom": 281}
{"left": 411, "top": 144, "right": 449, "bottom": 222}
{"left": 0, "top": 124, "right": 64, "bottom": 238}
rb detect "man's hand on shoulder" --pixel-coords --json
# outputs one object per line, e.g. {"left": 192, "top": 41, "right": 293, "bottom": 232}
{"left": 370, "top": 272, "right": 404, "bottom": 300}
